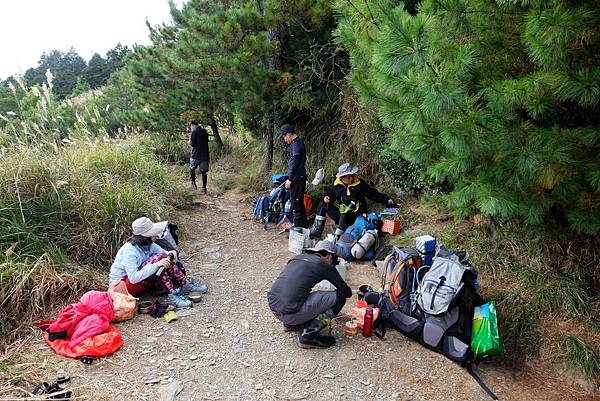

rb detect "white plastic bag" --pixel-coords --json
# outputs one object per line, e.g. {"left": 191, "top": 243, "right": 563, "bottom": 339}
{"left": 288, "top": 227, "right": 311, "bottom": 254}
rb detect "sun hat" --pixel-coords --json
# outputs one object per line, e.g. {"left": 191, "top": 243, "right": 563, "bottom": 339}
{"left": 278, "top": 124, "right": 295, "bottom": 137}
{"left": 305, "top": 239, "right": 337, "bottom": 255}
{"left": 336, "top": 163, "right": 359, "bottom": 178}
{"left": 131, "top": 217, "right": 168, "bottom": 238}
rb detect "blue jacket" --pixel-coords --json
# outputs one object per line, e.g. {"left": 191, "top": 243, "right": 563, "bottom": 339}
{"left": 288, "top": 137, "right": 307, "bottom": 182}
{"left": 108, "top": 242, "right": 167, "bottom": 284}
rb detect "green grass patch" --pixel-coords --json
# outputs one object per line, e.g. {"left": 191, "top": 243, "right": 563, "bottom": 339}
{"left": 146, "top": 132, "right": 190, "bottom": 165}
{"left": 557, "top": 336, "right": 600, "bottom": 381}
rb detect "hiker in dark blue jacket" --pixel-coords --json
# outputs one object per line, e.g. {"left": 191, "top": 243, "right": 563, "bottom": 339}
{"left": 280, "top": 124, "right": 307, "bottom": 228}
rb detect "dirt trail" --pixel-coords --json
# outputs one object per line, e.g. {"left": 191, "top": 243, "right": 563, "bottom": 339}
{"left": 19, "top": 191, "right": 594, "bottom": 401}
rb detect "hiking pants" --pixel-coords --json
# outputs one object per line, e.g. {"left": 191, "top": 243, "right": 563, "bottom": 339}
{"left": 272, "top": 290, "right": 347, "bottom": 326}
{"left": 289, "top": 179, "right": 307, "bottom": 228}
{"left": 190, "top": 158, "right": 209, "bottom": 189}
{"left": 316, "top": 201, "right": 358, "bottom": 231}
{"left": 157, "top": 264, "right": 187, "bottom": 293}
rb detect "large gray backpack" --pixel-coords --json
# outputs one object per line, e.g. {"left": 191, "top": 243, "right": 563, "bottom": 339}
{"left": 416, "top": 257, "right": 471, "bottom": 315}
{"left": 386, "top": 253, "right": 496, "bottom": 399}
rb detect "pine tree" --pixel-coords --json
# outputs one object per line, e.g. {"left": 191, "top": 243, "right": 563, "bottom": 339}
{"left": 335, "top": 0, "right": 600, "bottom": 234}
{"left": 119, "top": 0, "right": 343, "bottom": 166}
{"left": 83, "top": 53, "right": 107, "bottom": 89}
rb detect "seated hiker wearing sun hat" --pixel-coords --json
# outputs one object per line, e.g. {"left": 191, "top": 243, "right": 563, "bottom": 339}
{"left": 267, "top": 239, "right": 352, "bottom": 349}
{"left": 309, "top": 163, "right": 396, "bottom": 239}
{"left": 108, "top": 217, "right": 207, "bottom": 309}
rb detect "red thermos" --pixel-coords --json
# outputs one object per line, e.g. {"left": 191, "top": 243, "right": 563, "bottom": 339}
{"left": 362, "top": 307, "right": 373, "bottom": 337}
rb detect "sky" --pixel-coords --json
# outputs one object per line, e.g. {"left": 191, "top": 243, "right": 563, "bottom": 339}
{"left": 0, "top": 0, "right": 185, "bottom": 80}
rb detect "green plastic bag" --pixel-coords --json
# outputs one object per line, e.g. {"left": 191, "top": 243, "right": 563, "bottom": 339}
{"left": 471, "top": 301, "right": 504, "bottom": 358}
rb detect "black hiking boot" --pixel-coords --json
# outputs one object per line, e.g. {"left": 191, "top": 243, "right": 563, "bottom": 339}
{"left": 191, "top": 180, "right": 198, "bottom": 190}
{"left": 202, "top": 187, "right": 207, "bottom": 194}
{"left": 309, "top": 215, "right": 326, "bottom": 239}
{"left": 298, "top": 319, "right": 335, "bottom": 349}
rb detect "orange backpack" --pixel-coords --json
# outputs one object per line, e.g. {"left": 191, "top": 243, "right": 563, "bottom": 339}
{"left": 381, "top": 247, "right": 428, "bottom": 315}
{"left": 303, "top": 194, "right": 313, "bottom": 217}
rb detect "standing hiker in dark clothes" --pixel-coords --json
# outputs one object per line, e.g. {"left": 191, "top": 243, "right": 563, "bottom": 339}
{"left": 279, "top": 124, "right": 307, "bottom": 228}
{"left": 189, "top": 120, "right": 210, "bottom": 194}
{"left": 267, "top": 239, "right": 352, "bottom": 349}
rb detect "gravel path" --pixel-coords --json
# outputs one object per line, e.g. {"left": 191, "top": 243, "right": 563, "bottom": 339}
{"left": 24, "top": 191, "right": 589, "bottom": 401}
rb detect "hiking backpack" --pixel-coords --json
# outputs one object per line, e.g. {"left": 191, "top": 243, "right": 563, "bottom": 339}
{"left": 379, "top": 247, "right": 428, "bottom": 316}
{"left": 380, "top": 249, "right": 496, "bottom": 399}
{"left": 387, "top": 254, "right": 482, "bottom": 363}
{"left": 252, "top": 195, "right": 270, "bottom": 222}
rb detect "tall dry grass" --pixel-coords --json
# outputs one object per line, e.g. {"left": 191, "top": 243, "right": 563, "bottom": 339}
{"left": 0, "top": 134, "right": 189, "bottom": 348}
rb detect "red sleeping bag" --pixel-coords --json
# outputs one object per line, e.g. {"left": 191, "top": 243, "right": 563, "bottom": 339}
{"left": 36, "top": 290, "right": 123, "bottom": 358}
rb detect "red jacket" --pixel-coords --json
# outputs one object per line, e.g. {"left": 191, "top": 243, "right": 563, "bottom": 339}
{"left": 37, "top": 291, "right": 115, "bottom": 348}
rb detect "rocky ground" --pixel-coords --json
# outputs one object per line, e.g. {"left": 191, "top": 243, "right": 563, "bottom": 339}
{"left": 9, "top": 191, "right": 596, "bottom": 401}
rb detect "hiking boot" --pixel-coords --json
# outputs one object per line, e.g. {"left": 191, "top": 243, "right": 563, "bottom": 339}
{"left": 309, "top": 215, "right": 326, "bottom": 239}
{"left": 202, "top": 187, "right": 207, "bottom": 194}
{"left": 166, "top": 290, "right": 192, "bottom": 309}
{"left": 283, "top": 323, "right": 304, "bottom": 332}
{"left": 298, "top": 319, "right": 336, "bottom": 349}
{"left": 191, "top": 181, "right": 198, "bottom": 190}
{"left": 181, "top": 278, "right": 208, "bottom": 295}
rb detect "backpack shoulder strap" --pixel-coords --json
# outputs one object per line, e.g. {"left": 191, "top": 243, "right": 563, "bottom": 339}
{"left": 466, "top": 362, "right": 499, "bottom": 400}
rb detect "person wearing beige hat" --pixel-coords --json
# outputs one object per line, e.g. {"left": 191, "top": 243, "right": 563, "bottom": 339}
{"left": 108, "top": 217, "right": 207, "bottom": 308}
{"left": 309, "top": 163, "right": 396, "bottom": 239}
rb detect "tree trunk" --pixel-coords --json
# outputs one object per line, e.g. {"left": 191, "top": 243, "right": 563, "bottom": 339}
{"left": 266, "top": 117, "right": 274, "bottom": 173}
{"left": 209, "top": 116, "right": 223, "bottom": 148}
{"left": 264, "top": 22, "right": 287, "bottom": 172}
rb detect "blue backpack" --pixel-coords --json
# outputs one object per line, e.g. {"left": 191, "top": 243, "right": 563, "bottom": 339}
{"left": 252, "top": 195, "right": 270, "bottom": 222}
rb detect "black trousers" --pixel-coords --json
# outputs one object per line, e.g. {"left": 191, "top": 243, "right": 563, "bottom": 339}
{"left": 190, "top": 159, "right": 209, "bottom": 189}
{"left": 316, "top": 201, "right": 359, "bottom": 231}
{"left": 289, "top": 180, "right": 307, "bottom": 228}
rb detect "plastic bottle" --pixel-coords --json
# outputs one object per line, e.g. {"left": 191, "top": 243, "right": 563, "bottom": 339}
{"left": 344, "top": 319, "right": 358, "bottom": 335}
{"left": 362, "top": 307, "right": 373, "bottom": 337}
{"left": 284, "top": 199, "right": 292, "bottom": 216}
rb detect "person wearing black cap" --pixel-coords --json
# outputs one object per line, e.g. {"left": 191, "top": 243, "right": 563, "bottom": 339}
{"left": 279, "top": 124, "right": 307, "bottom": 228}
{"left": 188, "top": 120, "right": 210, "bottom": 194}
{"left": 267, "top": 239, "right": 352, "bottom": 348}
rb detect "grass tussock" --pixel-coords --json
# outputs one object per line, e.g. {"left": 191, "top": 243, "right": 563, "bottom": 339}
{"left": 211, "top": 134, "right": 272, "bottom": 194}
{"left": 0, "top": 134, "right": 189, "bottom": 349}
{"left": 556, "top": 336, "right": 600, "bottom": 381}
{"left": 146, "top": 132, "right": 190, "bottom": 165}
{"left": 0, "top": 255, "right": 103, "bottom": 347}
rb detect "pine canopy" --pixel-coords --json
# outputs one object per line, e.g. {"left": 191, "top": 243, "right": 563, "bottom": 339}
{"left": 335, "top": 0, "right": 600, "bottom": 234}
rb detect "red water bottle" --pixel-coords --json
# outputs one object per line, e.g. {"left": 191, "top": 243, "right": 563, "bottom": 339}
{"left": 362, "top": 307, "right": 373, "bottom": 337}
